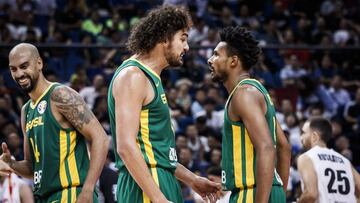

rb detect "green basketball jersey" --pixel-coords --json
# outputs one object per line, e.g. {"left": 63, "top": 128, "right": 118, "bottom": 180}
{"left": 108, "top": 59, "right": 177, "bottom": 175}
{"left": 24, "top": 83, "right": 90, "bottom": 201}
{"left": 221, "top": 78, "right": 283, "bottom": 191}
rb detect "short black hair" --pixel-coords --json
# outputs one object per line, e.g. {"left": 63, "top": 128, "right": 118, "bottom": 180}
{"left": 207, "top": 166, "right": 222, "bottom": 177}
{"left": 309, "top": 117, "right": 332, "bottom": 144}
{"left": 126, "top": 5, "right": 192, "bottom": 54}
{"left": 219, "top": 26, "right": 261, "bottom": 70}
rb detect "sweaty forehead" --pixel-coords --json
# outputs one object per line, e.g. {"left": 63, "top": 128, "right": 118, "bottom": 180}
{"left": 175, "top": 29, "right": 189, "bottom": 37}
{"left": 215, "top": 42, "right": 228, "bottom": 52}
{"left": 302, "top": 121, "right": 310, "bottom": 131}
{"left": 9, "top": 50, "right": 33, "bottom": 66}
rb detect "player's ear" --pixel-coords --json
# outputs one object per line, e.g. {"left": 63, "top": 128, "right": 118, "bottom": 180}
{"left": 311, "top": 130, "right": 320, "bottom": 143}
{"left": 36, "top": 56, "right": 43, "bottom": 71}
{"left": 231, "top": 55, "right": 239, "bottom": 67}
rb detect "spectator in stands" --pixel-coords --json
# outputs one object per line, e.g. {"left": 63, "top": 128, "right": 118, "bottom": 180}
{"left": 191, "top": 89, "right": 206, "bottom": 118}
{"left": 188, "top": 17, "right": 209, "bottom": 45}
{"left": 186, "top": 124, "right": 206, "bottom": 160}
{"left": 176, "top": 135, "right": 188, "bottom": 152}
{"left": 179, "top": 147, "right": 201, "bottom": 173}
{"left": 54, "top": 0, "right": 84, "bottom": 41}
{"left": 280, "top": 54, "right": 307, "bottom": 86}
{"left": 311, "top": 16, "right": 331, "bottom": 44}
{"left": 195, "top": 98, "right": 223, "bottom": 131}
{"left": 34, "top": 0, "right": 57, "bottom": 16}
{"left": 282, "top": 113, "right": 302, "bottom": 151}
{"left": 335, "top": 135, "right": 353, "bottom": 161}
{"left": 82, "top": 10, "right": 103, "bottom": 36}
{"left": 79, "top": 74, "right": 105, "bottom": 109}
{"left": 344, "top": 88, "right": 360, "bottom": 133}
{"left": 105, "top": 12, "right": 128, "bottom": 33}
{"left": 327, "top": 75, "right": 351, "bottom": 115}
{"left": 175, "top": 78, "right": 192, "bottom": 115}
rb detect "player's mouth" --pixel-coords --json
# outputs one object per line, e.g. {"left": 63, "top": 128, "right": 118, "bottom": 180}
{"left": 209, "top": 65, "right": 215, "bottom": 73}
{"left": 180, "top": 52, "right": 185, "bottom": 58}
{"left": 16, "top": 76, "right": 30, "bottom": 85}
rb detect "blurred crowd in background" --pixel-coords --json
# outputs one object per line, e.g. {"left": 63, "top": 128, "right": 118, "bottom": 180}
{"left": 0, "top": 0, "right": 360, "bottom": 202}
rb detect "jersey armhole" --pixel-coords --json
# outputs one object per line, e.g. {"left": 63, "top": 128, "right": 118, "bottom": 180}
{"left": 140, "top": 70, "right": 158, "bottom": 109}
{"left": 112, "top": 64, "right": 159, "bottom": 110}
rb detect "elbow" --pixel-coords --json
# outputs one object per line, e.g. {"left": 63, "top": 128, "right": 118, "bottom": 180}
{"left": 97, "top": 132, "right": 110, "bottom": 154}
{"left": 307, "top": 192, "right": 318, "bottom": 203}
{"left": 103, "top": 136, "right": 110, "bottom": 151}
{"left": 116, "top": 141, "right": 133, "bottom": 160}
{"left": 258, "top": 143, "right": 276, "bottom": 158}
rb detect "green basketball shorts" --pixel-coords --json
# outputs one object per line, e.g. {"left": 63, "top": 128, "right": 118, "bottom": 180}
{"left": 116, "top": 167, "right": 183, "bottom": 203}
{"left": 229, "top": 185, "right": 285, "bottom": 203}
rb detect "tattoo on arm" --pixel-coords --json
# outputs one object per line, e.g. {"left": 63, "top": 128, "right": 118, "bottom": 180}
{"left": 51, "top": 86, "right": 95, "bottom": 130}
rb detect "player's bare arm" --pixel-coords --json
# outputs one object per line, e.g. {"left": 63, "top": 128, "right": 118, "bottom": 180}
{"left": 297, "top": 154, "right": 318, "bottom": 203}
{"left": 231, "top": 86, "right": 275, "bottom": 203}
{"left": 51, "top": 86, "right": 109, "bottom": 201}
{"left": 113, "top": 66, "right": 169, "bottom": 203}
{"left": 1, "top": 105, "right": 33, "bottom": 179}
{"left": 276, "top": 120, "right": 291, "bottom": 191}
{"left": 0, "top": 160, "right": 13, "bottom": 176}
{"left": 175, "top": 163, "right": 221, "bottom": 202}
{"left": 352, "top": 166, "right": 360, "bottom": 202}
{"left": 19, "top": 182, "right": 35, "bottom": 203}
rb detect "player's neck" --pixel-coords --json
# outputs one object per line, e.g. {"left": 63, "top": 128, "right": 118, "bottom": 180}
{"left": 133, "top": 51, "right": 168, "bottom": 76}
{"left": 313, "top": 142, "right": 327, "bottom": 148}
{"left": 29, "top": 77, "right": 52, "bottom": 103}
{"left": 224, "top": 72, "right": 250, "bottom": 94}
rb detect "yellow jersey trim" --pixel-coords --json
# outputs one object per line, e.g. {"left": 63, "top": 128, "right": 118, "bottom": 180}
{"left": 30, "top": 83, "right": 55, "bottom": 109}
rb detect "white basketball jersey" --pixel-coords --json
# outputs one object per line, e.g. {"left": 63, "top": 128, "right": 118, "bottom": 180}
{"left": 304, "top": 146, "right": 356, "bottom": 203}
{"left": 0, "top": 173, "right": 25, "bottom": 203}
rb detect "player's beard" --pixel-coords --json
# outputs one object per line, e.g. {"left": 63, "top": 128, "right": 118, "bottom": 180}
{"left": 15, "top": 74, "right": 38, "bottom": 93}
{"left": 165, "top": 43, "right": 183, "bottom": 67}
{"left": 211, "top": 68, "right": 228, "bottom": 83}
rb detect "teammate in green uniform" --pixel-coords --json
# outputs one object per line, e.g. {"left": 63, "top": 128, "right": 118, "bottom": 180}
{"left": 0, "top": 43, "right": 109, "bottom": 203}
{"left": 108, "top": 5, "right": 221, "bottom": 203}
{"left": 207, "top": 26, "right": 291, "bottom": 203}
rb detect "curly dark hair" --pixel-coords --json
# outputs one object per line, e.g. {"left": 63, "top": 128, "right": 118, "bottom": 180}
{"left": 219, "top": 26, "right": 261, "bottom": 70}
{"left": 126, "top": 5, "right": 192, "bottom": 55}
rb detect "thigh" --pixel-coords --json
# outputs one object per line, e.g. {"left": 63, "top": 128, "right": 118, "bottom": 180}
{"left": 157, "top": 168, "right": 183, "bottom": 203}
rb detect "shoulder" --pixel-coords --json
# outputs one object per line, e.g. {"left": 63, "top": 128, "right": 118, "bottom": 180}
{"left": 297, "top": 153, "right": 312, "bottom": 166}
{"left": 50, "top": 85, "right": 81, "bottom": 102}
{"left": 21, "top": 101, "right": 30, "bottom": 114}
{"left": 231, "top": 84, "right": 264, "bottom": 109}
{"left": 113, "top": 66, "right": 148, "bottom": 86}
{"left": 112, "top": 66, "right": 150, "bottom": 96}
